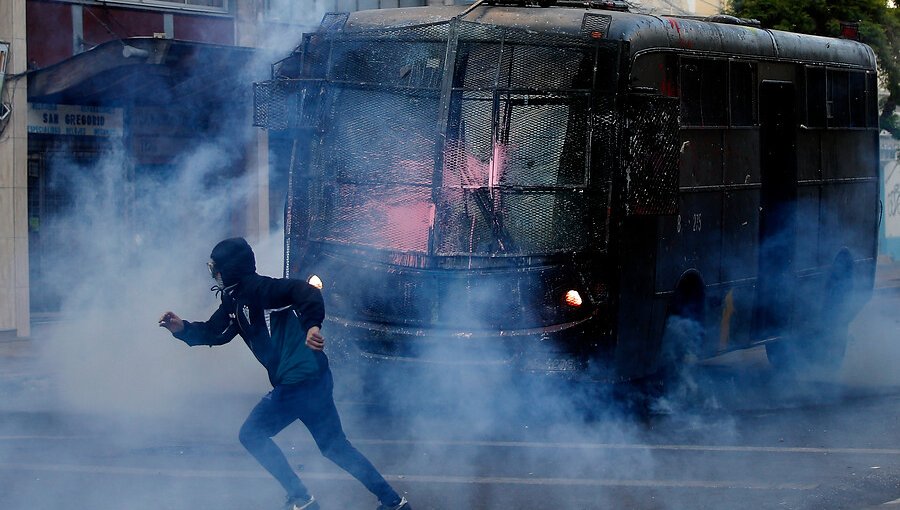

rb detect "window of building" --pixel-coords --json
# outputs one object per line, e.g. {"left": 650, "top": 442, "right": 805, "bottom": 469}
{"left": 109, "top": 0, "right": 228, "bottom": 13}
{"left": 265, "top": 0, "right": 427, "bottom": 24}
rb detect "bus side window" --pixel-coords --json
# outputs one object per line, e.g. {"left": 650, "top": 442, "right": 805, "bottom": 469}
{"left": 729, "top": 61, "right": 757, "bottom": 127}
{"left": 806, "top": 67, "right": 827, "bottom": 128}
{"left": 630, "top": 53, "right": 678, "bottom": 97}
{"left": 680, "top": 57, "right": 727, "bottom": 127}
{"left": 828, "top": 70, "right": 851, "bottom": 127}
{"left": 849, "top": 71, "right": 866, "bottom": 128}
{"left": 866, "top": 72, "right": 878, "bottom": 128}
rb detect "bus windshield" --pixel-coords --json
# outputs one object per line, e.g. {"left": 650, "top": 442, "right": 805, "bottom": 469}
{"left": 307, "top": 22, "right": 617, "bottom": 257}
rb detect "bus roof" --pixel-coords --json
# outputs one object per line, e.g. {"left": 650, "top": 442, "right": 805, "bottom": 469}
{"left": 343, "top": 5, "right": 876, "bottom": 70}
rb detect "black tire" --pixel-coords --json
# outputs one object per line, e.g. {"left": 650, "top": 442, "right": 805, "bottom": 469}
{"left": 765, "top": 328, "right": 848, "bottom": 377}
{"left": 766, "top": 252, "right": 853, "bottom": 376}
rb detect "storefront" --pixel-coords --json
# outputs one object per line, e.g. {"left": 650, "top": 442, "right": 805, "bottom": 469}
{"left": 26, "top": 37, "right": 265, "bottom": 313}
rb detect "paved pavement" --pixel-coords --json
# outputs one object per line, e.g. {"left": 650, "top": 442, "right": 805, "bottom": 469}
{"left": 875, "top": 256, "right": 900, "bottom": 292}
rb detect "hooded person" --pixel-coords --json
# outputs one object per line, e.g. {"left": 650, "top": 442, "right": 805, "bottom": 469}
{"left": 159, "top": 237, "right": 409, "bottom": 510}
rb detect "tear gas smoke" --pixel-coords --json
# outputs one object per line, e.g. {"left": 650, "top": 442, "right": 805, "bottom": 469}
{"left": 10, "top": 5, "right": 900, "bottom": 510}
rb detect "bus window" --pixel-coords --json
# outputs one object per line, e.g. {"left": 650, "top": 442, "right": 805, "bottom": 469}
{"left": 330, "top": 40, "right": 445, "bottom": 90}
{"left": 438, "top": 39, "right": 599, "bottom": 255}
{"left": 454, "top": 42, "right": 593, "bottom": 91}
{"left": 680, "top": 57, "right": 727, "bottom": 127}
{"left": 828, "top": 70, "right": 850, "bottom": 127}
{"left": 866, "top": 72, "right": 878, "bottom": 127}
{"left": 729, "top": 61, "right": 757, "bottom": 127}
{"left": 630, "top": 52, "right": 678, "bottom": 97}
{"left": 849, "top": 71, "right": 866, "bottom": 128}
{"left": 806, "top": 67, "right": 827, "bottom": 128}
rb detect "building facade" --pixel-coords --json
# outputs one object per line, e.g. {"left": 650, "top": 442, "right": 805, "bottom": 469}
{"left": 881, "top": 130, "right": 900, "bottom": 260}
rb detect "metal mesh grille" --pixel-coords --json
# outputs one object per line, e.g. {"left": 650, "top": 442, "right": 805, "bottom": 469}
{"left": 276, "top": 19, "right": 620, "bottom": 263}
{"left": 581, "top": 13, "right": 612, "bottom": 38}
{"left": 501, "top": 94, "right": 590, "bottom": 186}
{"left": 456, "top": 20, "right": 592, "bottom": 48}
{"left": 625, "top": 95, "right": 680, "bottom": 215}
{"left": 324, "top": 88, "right": 439, "bottom": 185}
{"left": 435, "top": 189, "right": 594, "bottom": 256}
{"left": 311, "top": 184, "right": 433, "bottom": 253}
{"left": 455, "top": 42, "right": 593, "bottom": 90}
{"left": 443, "top": 93, "right": 589, "bottom": 188}
{"left": 336, "top": 21, "right": 451, "bottom": 43}
{"left": 308, "top": 86, "right": 440, "bottom": 253}
{"left": 254, "top": 80, "right": 292, "bottom": 130}
{"left": 330, "top": 40, "right": 446, "bottom": 89}
{"left": 318, "top": 12, "right": 349, "bottom": 32}
{"left": 253, "top": 79, "right": 324, "bottom": 130}
{"left": 592, "top": 95, "right": 619, "bottom": 181}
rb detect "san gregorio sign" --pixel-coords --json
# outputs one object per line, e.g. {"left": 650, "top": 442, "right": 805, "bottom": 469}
{"left": 27, "top": 103, "right": 124, "bottom": 137}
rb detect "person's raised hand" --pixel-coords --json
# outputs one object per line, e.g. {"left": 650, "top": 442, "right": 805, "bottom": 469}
{"left": 158, "top": 311, "right": 184, "bottom": 334}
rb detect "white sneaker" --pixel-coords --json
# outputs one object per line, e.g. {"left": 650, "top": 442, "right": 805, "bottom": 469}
{"left": 283, "top": 495, "right": 319, "bottom": 510}
{"left": 377, "top": 496, "right": 410, "bottom": 510}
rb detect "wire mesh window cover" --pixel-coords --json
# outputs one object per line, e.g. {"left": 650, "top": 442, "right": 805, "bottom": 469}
{"left": 330, "top": 40, "right": 447, "bottom": 89}
{"left": 324, "top": 88, "right": 439, "bottom": 185}
{"left": 310, "top": 184, "right": 434, "bottom": 253}
{"left": 295, "top": 20, "right": 613, "bottom": 256}
{"left": 253, "top": 80, "right": 325, "bottom": 130}
{"left": 434, "top": 188, "right": 598, "bottom": 256}
{"left": 444, "top": 92, "right": 590, "bottom": 188}
{"left": 454, "top": 42, "right": 595, "bottom": 91}
{"left": 308, "top": 87, "right": 440, "bottom": 253}
{"left": 625, "top": 95, "right": 680, "bottom": 215}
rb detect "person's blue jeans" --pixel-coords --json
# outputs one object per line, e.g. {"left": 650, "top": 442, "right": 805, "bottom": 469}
{"left": 238, "top": 366, "right": 400, "bottom": 505}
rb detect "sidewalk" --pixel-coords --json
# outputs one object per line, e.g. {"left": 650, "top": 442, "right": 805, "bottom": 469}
{"left": 876, "top": 255, "right": 900, "bottom": 292}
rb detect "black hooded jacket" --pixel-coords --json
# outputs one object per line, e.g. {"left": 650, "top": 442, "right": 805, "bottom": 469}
{"left": 174, "top": 238, "right": 326, "bottom": 386}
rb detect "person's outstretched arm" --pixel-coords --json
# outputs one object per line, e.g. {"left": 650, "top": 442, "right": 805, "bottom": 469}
{"left": 159, "top": 303, "right": 238, "bottom": 346}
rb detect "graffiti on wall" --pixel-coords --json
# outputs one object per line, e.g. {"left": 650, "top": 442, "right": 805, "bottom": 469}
{"left": 885, "top": 160, "right": 900, "bottom": 239}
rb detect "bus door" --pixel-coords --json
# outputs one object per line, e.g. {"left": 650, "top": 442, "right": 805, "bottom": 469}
{"left": 756, "top": 81, "right": 798, "bottom": 339}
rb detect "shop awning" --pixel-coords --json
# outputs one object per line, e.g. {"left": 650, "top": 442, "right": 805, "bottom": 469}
{"left": 28, "top": 37, "right": 265, "bottom": 106}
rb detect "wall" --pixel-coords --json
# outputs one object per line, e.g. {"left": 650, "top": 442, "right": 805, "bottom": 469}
{"left": 0, "top": 0, "right": 30, "bottom": 336}
{"left": 26, "top": 0, "right": 236, "bottom": 70}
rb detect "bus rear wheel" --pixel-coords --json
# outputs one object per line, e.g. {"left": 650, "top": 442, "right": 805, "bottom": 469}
{"left": 765, "top": 329, "right": 848, "bottom": 376}
{"left": 765, "top": 253, "right": 853, "bottom": 376}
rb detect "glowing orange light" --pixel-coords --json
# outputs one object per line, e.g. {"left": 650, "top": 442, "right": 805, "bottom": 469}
{"left": 565, "top": 290, "right": 583, "bottom": 307}
{"left": 308, "top": 275, "right": 324, "bottom": 290}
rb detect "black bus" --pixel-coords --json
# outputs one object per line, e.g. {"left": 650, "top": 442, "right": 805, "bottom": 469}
{"left": 254, "top": 2, "right": 879, "bottom": 381}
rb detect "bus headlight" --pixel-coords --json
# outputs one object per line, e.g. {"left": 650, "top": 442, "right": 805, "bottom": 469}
{"left": 308, "top": 274, "right": 324, "bottom": 290}
{"left": 564, "top": 290, "right": 583, "bottom": 307}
